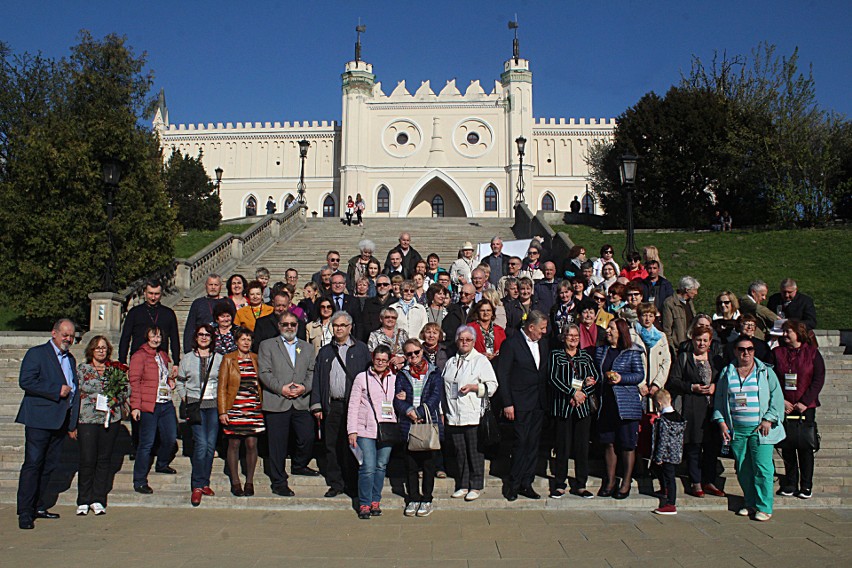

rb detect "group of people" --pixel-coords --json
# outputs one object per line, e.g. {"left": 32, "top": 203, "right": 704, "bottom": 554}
{"left": 15, "top": 231, "right": 824, "bottom": 528}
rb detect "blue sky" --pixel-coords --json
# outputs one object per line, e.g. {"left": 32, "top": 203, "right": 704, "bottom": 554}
{"left": 3, "top": 1, "right": 849, "bottom": 125}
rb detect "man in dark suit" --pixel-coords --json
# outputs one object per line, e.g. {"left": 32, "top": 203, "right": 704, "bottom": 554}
{"left": 359, "top": 275, "right": 396, "bottom": 341}
{"left": 325, "top": 273, "right": 361, "bottom": 330}
{"left": 496, "top": 311, "right": 550, "bottom": 501}
{"left": 442, "top": 284, "right": 476, "bottom": 342}
{"left": 767, "top": 278, "right": 817, "bottom": 330}
{"left": 253, "top": 291, "right": 306, "bottom": 352}
{"left": 16, "top": 319, "right": 80, "bottom": 529}
{"left": 258, "top": 312, "right": 317, "bottom": 496}
{"left": 385, "top": 232, "right": 422, "bottom": 279}
{"left": 310, "top": 312, "right": 371, "bottom": 497}
{"left": 183, "top": 273, "right": 229, "bottom": 352}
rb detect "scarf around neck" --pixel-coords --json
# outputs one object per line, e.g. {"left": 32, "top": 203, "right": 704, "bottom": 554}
{"left": 399, "top": 298, "right": 416, "bottom": 315}
{"left": 634, "top": 321, "right": 662, "bottom": 347}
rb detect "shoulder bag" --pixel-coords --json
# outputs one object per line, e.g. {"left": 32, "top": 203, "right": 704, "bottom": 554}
{"left": 777, "top": 414, "right": 820, "bottom": 452}
{"left": 407, "top": 403, "right": 441, "bottom": 451}
{"left": 185, "top": 355, "right": 215, "bottom": 426}
{"left": 364, "top": 374, "right": 401, "bottom": 445}
{"left": 478, "top": 383, "right": 501, "bottom": 447}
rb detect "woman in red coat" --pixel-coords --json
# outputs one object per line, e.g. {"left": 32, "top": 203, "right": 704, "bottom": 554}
{"left": 772, "top": 319, "right": 825, "bottom": 499}
{"left": 468, "top": 300, "right": 506, "bottom": 363}
{"left": 129, "top": 326, "right": 178, "bottom": 494}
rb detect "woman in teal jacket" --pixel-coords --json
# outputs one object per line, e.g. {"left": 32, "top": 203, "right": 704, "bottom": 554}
{"left": 713, "top": 335, "right": 786, "bottom": 521}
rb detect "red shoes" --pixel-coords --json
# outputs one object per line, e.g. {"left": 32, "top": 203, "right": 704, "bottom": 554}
{"left": 702, "top": 484, "right": 726, "bottom": 497}
{"left": 191, "top": 488, "right": 203, "bottom": 507}
{"left": 201, "top": 486, "right": 215, "bottom": 496}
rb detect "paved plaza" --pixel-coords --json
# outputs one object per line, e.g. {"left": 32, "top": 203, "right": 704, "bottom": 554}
{"left": 2, "top": 504, "right": 850, "bottom": 567}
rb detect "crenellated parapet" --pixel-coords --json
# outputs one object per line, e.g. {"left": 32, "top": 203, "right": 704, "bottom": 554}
{"left": 370, "top": 78, "right": 504, "bottom": 103}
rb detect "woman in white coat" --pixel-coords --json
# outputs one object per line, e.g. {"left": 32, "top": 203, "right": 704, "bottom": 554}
{"left": 392, "top": 280, "right": 428, "bottom": 339}
{"left": 442, "top": 325, "right": 498, "bottom": 502}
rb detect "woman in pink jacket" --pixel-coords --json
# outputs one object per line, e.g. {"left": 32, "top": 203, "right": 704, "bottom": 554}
{"left": 348, "top": 345, "right": 398, "bottom": 519}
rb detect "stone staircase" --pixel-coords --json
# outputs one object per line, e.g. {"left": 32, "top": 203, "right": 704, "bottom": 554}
{"left": 171, "top": 217, "right": 518, "bottom": 331}
{"left": 0, "top": 332, "right": 849, "bottom": 512}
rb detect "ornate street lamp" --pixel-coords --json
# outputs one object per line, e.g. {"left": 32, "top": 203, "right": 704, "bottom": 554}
{"left": 619, "top": 152, "right": 639, "bottom": 261}
{"left": 214, "top": 166, "right": 223, "bottom": 195}
{"left": 515, "top": 136, "right": 527, "bottom": 204}
{"left": 297, "top": 139, "right": 309, "bottom": 204}
{"left": 101, "top": 158, "right": 123, "bottom": 292}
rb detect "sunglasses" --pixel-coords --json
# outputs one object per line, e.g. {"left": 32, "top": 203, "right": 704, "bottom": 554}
{"left": 603, "top": 250, "right": 613, "bottom": 254}
{"left": 377, "top": 282, "right": 391, "bottom": 287}
{"left": 717, "top": 300, "right": 731, "bottom": 305}
{"left": 196, "top": 333, "right": 211, "bottom": 338}
{"left": 320, "top": 305, "right": 333, "bottom": 310}
{"left": 404, "top": 349, "right": 422, "bottom": 357}
{"left": 527, "top": 251, "right": 539, "bottom": 256}
{"left": 736, "top": 346, "right": 755, "bottom": 353}
{"left": 278, "top": 322, "right": 298, "bottom": 328}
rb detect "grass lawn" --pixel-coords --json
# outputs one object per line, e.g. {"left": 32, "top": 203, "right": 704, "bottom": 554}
{"left": 552, "top": 224, "right": 852, "bottom": 330}
{"left": 174, "top": 224, "right": 254, "bottom": 258}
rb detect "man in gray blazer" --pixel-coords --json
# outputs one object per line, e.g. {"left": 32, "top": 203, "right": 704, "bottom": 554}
{"left": 258, "top": 311, "right": 317, "bottom": 496}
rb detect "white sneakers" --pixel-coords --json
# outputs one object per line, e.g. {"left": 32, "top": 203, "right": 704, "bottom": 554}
{"left": 464, "top": 490, "right": 481, "bottom": 501}
{"left": 754, "top": 511, "right": 772, "bottom": 522}
{"left": 77, "top": 503, "right": 106, "bottom": 516}
{"left": 451, "top": 489, "right": 469, "bottom": 499}
{"left": 404, "top": 501, "right": 419, "bottom": 517}
{"left": 416, "top": 502, "right": 433, "bottom": 517}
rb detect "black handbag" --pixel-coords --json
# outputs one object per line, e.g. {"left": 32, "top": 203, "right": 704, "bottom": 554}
{"left": 478, "top": 383, "right": 501, "bottom": 447}
{"left": 185, "top": 355, "right": 215, "bottom": 426}
{"left": 365, "top": 373, "right": 401, "bottom": 446}
{"left": 778, "top": 415, "right": 820, "bottom": 452}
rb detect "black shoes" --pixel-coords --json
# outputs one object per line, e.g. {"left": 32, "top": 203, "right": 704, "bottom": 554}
{"left": 272, "top": 486, "right": 295, "bottom": 497}
{"left": 19, "top": 517, "right": 34, "bottom": 530}
{"left": 134, "top": 485, "right": 154, "bottom": 494}
{"left": 292, "top": 467, "right": 320, "bottom": 477}
{"left": 155, "top": 466, "right": 177, "bottom": 474}
{"left": 613, "top": 489, "right": 631, "bottom": 500}
{"left": 518, "top": 487, "right": 541, "bottom": 500}
{"left": 324, "top": 488, "right": 343, "bottom": 498}
{"left": 35, "top": 510, "right": 60, "bottom": 519}
{"left": 570, "top": 489, "right": 595, "bottom": 499}
{"left": 598, "top": 486, "right": 614, "bottom": 497}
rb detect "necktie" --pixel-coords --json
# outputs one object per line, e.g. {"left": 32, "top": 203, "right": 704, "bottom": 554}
{"left": 336, "top": 296, "right": 343, "bottom": 311}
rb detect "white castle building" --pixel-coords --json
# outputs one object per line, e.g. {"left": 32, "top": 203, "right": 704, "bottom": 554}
{"left": 155, "top": 41, "right": 614, "bottom": 219}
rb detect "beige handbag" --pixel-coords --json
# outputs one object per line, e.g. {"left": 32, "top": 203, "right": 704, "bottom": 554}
{"left": 407, "top": 404, "right": 441, "bottom": 451}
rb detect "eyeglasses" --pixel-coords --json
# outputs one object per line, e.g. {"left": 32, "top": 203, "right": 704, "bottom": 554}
{"left": 320, "top": 305, "right": 333, "bottom": 310}
{"left": 457, "top": 338, "right": 474, "bottom": 343}
{"left": 278, "top": 322, "right": 298, "bottom": 328}
{"left": 404, "top": 349, "right": 421, "bottom": 357}
{"left": 332, "top": 323, "right": 351, "bottom": 329}
{"left": 94, "top": 346, "right": 108, "bottom": 350}
{"left": 603, "top": 250, "right": 613, "bottom": 254}
{"left": 527, "top": 251, "right": 539, "bottom": 256}
{"left": 196, "top": 333, "right": 211, "bottom": 338}
{"left": 329, "top": 257, "right": 340, "bottom": 262}
{"left": 593, "top": 297, "right": 606, "bottom": 302}
{"left": 627, "top": 292, "right": 642, "bottom": 297}
{"left": 384, "top": 316, "right": 398, "bottom": 320}
{"left": 377, "top": 282, "right": 391, "bottom": 287}
{"left": 717, "top": 300, "right": 731, "bottom": 305}
{"left": 736, "top": 346, "right": 755, "bottom": 353}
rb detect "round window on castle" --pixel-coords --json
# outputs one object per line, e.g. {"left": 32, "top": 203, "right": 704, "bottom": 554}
{"left": 396, "top": 132, "right": 409, "bottom": 145}
{"left": 466, "top": 132, "right": 480, "bottom": 145}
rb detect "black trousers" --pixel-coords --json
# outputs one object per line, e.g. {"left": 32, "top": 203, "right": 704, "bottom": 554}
{"left": 684, "top": 423, "right": 721, "bottom": 485}
{"left": 17, "top": 412, "right": 70, "bottom": 518}
{"left": 404, "top": 449, "right": 436, "bottom": 503}
{"left": 264, "top": 409, "right": 314, "bottom": 490}
{"left": 77, "top": 422, "right": 121, "bottom": 506}
{"left": 509, "top": 409, "right": 544, "bottom": 491}
{"left": 322, "top": 400, "right": 356, "bottom": 492}
{"left": 552, "top": 413, "right": 592, "bottom": 491}
{"left": 656, "top": 462, "right": 677, "bottom": 506}
{"left": 781, "top": 408, "right": 816, "bottom": 492}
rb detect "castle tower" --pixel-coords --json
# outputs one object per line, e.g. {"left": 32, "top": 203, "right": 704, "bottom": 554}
{"left": 339, "top": 54, "right": 376, "bottom": 205}
{"left": 501, "top": 55, "right": 533, "bottom": 206}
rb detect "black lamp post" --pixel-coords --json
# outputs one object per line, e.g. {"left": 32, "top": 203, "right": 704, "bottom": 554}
{"left": 101, "top": 158, "right": 123, "bottom": 292}
{"left": 297, "top": 139, "right": 309, "bottom": 204}
{"left": 619, "top": 152, "right": 638, "bottom": 261}
{"left": 214, "top": 166, "right": 223, "bottom": 195}
{"left": 515, "top": 136, "right": 527, "bottom": 204}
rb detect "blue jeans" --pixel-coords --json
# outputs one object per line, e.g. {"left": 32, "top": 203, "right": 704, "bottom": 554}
{"left": 190, "top": 407, "right": 219, "bottom": 489}
{"left": 356, "top": 437, "right": 393, "bottom": 507}
{"left": 133, "top": 402, "right": 177, "bottom": 488}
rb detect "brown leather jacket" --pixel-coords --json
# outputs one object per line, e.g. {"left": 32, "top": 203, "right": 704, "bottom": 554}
{"left": 217, "top": 351, "right": 261, "bottom": 414}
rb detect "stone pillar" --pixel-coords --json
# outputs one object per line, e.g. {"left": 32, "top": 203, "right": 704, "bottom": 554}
{"left": 230, "top": 237, "right": 244, "bottom": 260}
{"left": 175, "top": 262, "right": 192, "bottom": 292}
{"left": 88, "top": 292, "right": 125, "bottom": 333}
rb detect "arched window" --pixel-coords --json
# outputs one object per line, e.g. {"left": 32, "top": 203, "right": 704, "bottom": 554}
{"left": 582, "top": 193, "right": 596, "bottom": 214}
{"left": 431, "top": 195, "right": 444, "bottom": 218}
{"left": 284, "top": 194, "right": 296, "bottom": 209}
{"left": 484, "top": 185, "right": 498, "bottom": 212}
{"left": 322, "top": 195, "right": 336, "bottom": 217}
{"left": 541, "top": 193, "right": 555, "bottom": 211}
{"left": 245, "top": 195, "right": 258, "bottom": 217}
{"left": 377, "top": 186, "right": 390, "bottom": 213}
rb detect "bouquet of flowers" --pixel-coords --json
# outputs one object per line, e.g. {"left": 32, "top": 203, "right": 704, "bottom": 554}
{"left": 102, "top": 361, "right": 130, "bottom": 427}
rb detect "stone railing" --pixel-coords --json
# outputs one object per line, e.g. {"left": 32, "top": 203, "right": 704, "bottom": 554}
{"left": 87, "top": 205, "right": 307, "bottom": 339}
{"left": 512, "top": 203, "right": 574, "bottom": 260}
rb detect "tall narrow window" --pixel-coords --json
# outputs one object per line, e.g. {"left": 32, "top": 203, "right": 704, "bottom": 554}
{"left": 245, "top": 195, "right": 258, "bottom": 217}
{"left": 431, "top": 195, "right": 444, "bottom": 217}
{"left": 541, "top": 193, "right": 555, "bottom": 211}
{"left": 582, "top": 193, "right": 596, "bottom": 214}
{"left": 377, "top": 186, "right": 390, "bottom": 213}
{"left": 484, "top": 185, "right": 498, "bottom": 212}
{"left": 322, "top": 195, "right": 336, "bottom": 217}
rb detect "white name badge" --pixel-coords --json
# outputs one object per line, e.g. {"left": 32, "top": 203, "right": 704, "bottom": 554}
{"left": 158, "top": 387, "right": 170, "bottom": 398}
{"left": 784, "top": 374, "right": 798, "bottom": 391}
{"left": 571, "top": 378, "right": 584, "bottom": 391}
{"left": 733, "top": 392, "right": 748, "bottom": 410}
{"left": 451, "top": 383, "right": 460, "bottom": 399}
{"left": 381, "top": 400, "right": 395, "bottom": 421}
{"left": 96, "top": 394, "right": 109, "bottom": 412}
